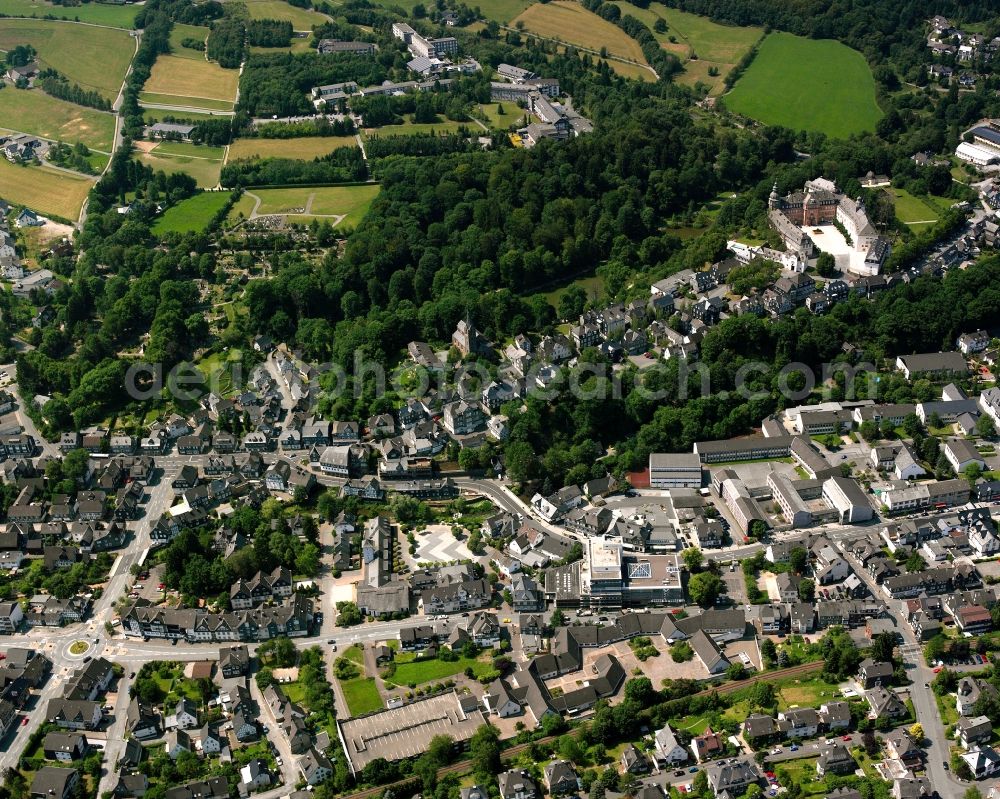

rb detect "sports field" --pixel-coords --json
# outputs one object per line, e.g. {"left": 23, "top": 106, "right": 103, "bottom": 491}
{"left": 725, "top": 32, "right": 882, "bottom": 138}
{"left": 0, "top": 19, "right": 134, "bottom": 100}
{"left": 142, "top": 55, "right": 239, "bottom": 110}
{"left": 242, "top": 184, "right": 380, "bottom": 227}
{"left": 152, "top": 191, "right": 233, "bottom": 235}
{"left": 0, "top": 158, "right": 94, "bottom": 220}
{"left": 0, "top": 87, "right": 115, "bottom": 150}
{"left": 169, "top": 23, "right": 208, "bottom": 60}
{"left": 136, "top": 141, "right": 225, "bottom": 188}
{"left": 242, "top": 0, "right": 328, "bottom": 29}
{"left": 0, "top": 0, "right": 137, "bottom": 27}
{"left": 512, "top": 1, "right": 649, "bottom": 67}
{"left": 227, "top": 135, "right": 358, "bottom": 161}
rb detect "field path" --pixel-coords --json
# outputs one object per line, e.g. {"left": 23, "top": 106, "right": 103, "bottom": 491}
{"left": 240, "top": 190, "right": 346, "bottom": 225}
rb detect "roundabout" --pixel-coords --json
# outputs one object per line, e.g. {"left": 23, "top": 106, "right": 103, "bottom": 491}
{"left": 68, "top": 640, "right": 90, "bottom": 656}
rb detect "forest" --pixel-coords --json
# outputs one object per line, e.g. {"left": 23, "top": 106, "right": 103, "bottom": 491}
{"left": 206, "top": 16, "right": 245, "bottom": 68}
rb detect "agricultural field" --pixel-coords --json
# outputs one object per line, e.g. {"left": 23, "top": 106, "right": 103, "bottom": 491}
{"left": 653, "top": 4, "right": 763, "bottom": 63}
{"left": 0, "top": 87, "right": 115, "bottom": 150}
{"left": 142, "top": 55, "right": 240, "bottom": 111}
{"left": 139, "top": 93, "right": 236, "bottom": 113}
{"left": 168, "top": 22, "right": 208, "bottom": 60}
{"left": 242, "top": 0, "right": 329, "bottom": 29}
{"left": 512, "top": 1, "right": 649, "bottom": 67}
{"left": 227, "top": 135, "right": 358, "bottom": 161}
{"left": 0, "top": 19, "right": 135, "bottom": 100}
{"left": 473, "top": 0, "right": 531, "bottom": 23}
{"left": 724, "top": 32, "right": 883, "bottom": 138}
{"left": 0, "top": 158, "right": 94, "bottom": 221}
{"left": 0, "top": 0, "right": 138, "bottom": 28}
{"left": 135, "top": 140, "right": 225, "bottom": 188}
{"left": 242, "top": 184, "right": 380, "bottom": 227}
{"left": 152, "top": 191, "right": 233, "bottom": 235}
{"left": 608, "top": 5, "right": 764, "bottom": 94}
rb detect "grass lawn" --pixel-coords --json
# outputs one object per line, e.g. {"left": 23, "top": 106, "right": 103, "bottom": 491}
{"left": 539, "top": 270, "right": 605, "bottom": 309}
{"left": 137, "top": 149, "right": 222, "bottom": 188}
{"left": 152, "top": 191, "right": 232, "bottom": 235}
{"left": 512, "top": 1, "right": 649, "bottom": 66}
{"left": 890, "top": 187, "right": 950, "bottom": 230}
{"left": 227, "top": 192, "right": 258, "bottom": 224}
{"left": 391, "top": 654, "right": 493, "bottom": 685}
{"left": 249, "top": 36, "right": 314, "bottom": 55}
{"left": 0, "top": 158, "right": 94, "bottom": 220}
{"left": 169, "top": 23, "right": 209, "bottom": 60}
{"left": 340, "top": 676, "right": 382, "bottom": 716}
{"left": 0, "top": 0, "right": 137, "bottom": 27}
{"left": 246, "top": 184, "right": 380, "bottom": 227}
{"left": 343, "top": 644, "right": 365, "bottom": 666}
{"left": 242, "top": 0, "right": 329, "bottom": 29}
{"left": 143, "top": 55, "right": 239, "bottom": 107}
{"left": 774, "top": 757, "right": 824, "bottom": 795}
{"left": 773, "top": 675, "right": 840, "bottom": 710}
{"left": 227, "top": 135, "right": 358, "bottom": 161}
{"left": 364, "top": 118, "right": 470, "bottom": 138}
{"left": 282, "top": 680, "right": 308, "bottom": 706}
{"left": 195, "top": 348, "right": 243, "bottom": 394}
{"left": 0, "top": 87, "right": 115, "bottom": 150}
{"left": 725, "top": 31, "right": 882, "bottom": 138}
{"left": 0, "top": 19, "right": 134, "bottom": 100}
{"left": 670, "top": 712, "right": 712, "bottom": 735}
{"left": 477, "top": 102, "right": 528, "bottom": 130}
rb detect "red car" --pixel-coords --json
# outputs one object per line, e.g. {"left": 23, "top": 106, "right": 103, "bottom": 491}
{"left": 20, "top": 717, "right": 28, "bottom": 726}
{"left": 933, "top": 666, "right": 942, "bottom": 673}
{"left": 158, "top": 583, "right": 166, "bottom": 590}
{"left": 842, "top": 735, "right": 851, "bottom": 741}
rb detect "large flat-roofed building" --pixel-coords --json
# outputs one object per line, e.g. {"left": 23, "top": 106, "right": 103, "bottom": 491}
{"left": 767, "top": 472, "right": 813, "bottom": 528}
{"left": 621, "top": 554, "right": 683, "bottom": 606}
{"left": 822, "top": 476, "right": 873, "bottom": 523}
{"left": 649, "top": 453, "right": 703, "bottom": 489}
{"left": 971, "top": 125, "right": 1000, "bottom": 151}
{"left": 318, "top": 39, "right": 376, "bottom": 56}
{"left": 584, "top": 537, "right": 623, "bottom": 608}
{"left": 694, "top": 436, "right": 793, "bottom": 464}
{"left": 338, "top": 691, "right": 484, "bottom": 773}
